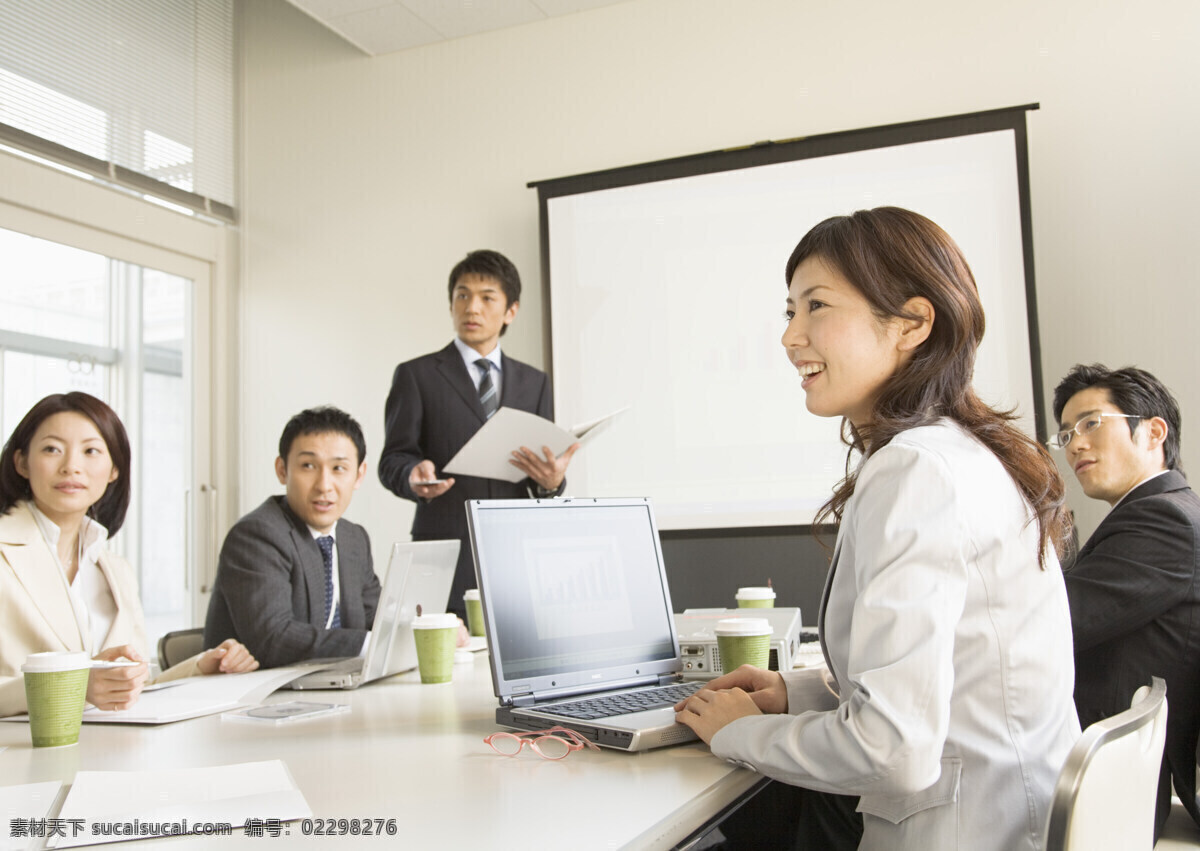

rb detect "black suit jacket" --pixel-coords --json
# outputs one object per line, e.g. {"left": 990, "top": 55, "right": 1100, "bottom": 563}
{"left": 378, "top": 342, "right": 560, "bottom": 613}
{"left": 1066, "top": 469, "right": 1200, "bottom": 832}
{"left": 203, "top": 496, "right": 381, "bottom": 668}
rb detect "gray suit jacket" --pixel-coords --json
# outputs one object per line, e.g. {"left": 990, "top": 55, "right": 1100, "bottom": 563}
{"left": 378, "top": 342, "right": 561, "bottom": 613}
{"left": 711, "top": 422, "right": 1079, "bottom": 850}
{"left": 204, "top": 496, "right": 380, "bottom": 668}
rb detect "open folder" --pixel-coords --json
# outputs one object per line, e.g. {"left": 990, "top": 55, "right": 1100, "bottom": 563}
{"left": 443, "top": 406, "right": 626, "bottom": 484}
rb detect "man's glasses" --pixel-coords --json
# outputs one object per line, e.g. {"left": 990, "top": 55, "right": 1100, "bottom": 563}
{"left": 484, "top": 726, "right": 600, "bottom": 760}
{"left": 1048, "top": 412, "right": 1142, "bottom": 450}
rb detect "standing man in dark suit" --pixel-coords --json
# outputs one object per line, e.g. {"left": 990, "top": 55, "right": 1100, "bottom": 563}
{"left": 205, "top": 407, "right": 381, "bottom": 668}
{"left": 379, "top": 250, "right": 578, "bottom": 617}
{"left": 1052, "top": 364, "right": 1200, "bottom": 838}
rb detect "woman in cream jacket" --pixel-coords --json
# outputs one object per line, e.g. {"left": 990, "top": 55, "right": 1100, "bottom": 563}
{"left": 0, "top": 392, "right": 257, "bottom": 717}
{"left": 676, "top": 208, "right": 1080, "bottom": 850}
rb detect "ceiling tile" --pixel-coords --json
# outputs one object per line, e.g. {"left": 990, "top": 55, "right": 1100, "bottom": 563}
{"left": 288, "top": 0, "right": 389, "bottom": 20}
{"left": 400, "top": 0, "right": 546, "bottom": 40}
{"left": 287, "top": 0, "right": 637, "bottom": 56}
{"left": 531, "top": 0, "right": 629, "bottom": 16}
{"left": 331, "top": 3, "right": 445, "bottom": 54}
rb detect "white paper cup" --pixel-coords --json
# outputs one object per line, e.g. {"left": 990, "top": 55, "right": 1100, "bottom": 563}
{"left": 715, "top": 618, "right": 773, "bottom": 672}
{"left": 736, "top": 587, "right": 776, "bottom": 608}
{"left": 22, "top": 652, "right": 91, "bottom": 747}
{"left": 463, "top": 589, "right": 485, "bottom": 637}
{"left": 413, "top": 613, "right": 459, "bottom": 683}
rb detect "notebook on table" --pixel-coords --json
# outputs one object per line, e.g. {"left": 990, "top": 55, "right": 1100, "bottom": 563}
{"left": 288, "top": 539, "right": 458, "bottom": 690}
{"left": 467, "top": 496, "right": 700, "bottom": 752}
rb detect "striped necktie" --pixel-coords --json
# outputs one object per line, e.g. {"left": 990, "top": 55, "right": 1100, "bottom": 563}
{"left": 476, "top": 358, "right": 498, "bottom": 419}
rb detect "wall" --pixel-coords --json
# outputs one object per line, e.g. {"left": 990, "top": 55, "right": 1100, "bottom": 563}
{"left": 238, "top": 0, "right": 1200, "bottom": 590}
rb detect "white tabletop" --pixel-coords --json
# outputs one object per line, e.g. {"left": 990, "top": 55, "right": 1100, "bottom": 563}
{"left": 0, "top": 652, "right": 762, "bottom": 849}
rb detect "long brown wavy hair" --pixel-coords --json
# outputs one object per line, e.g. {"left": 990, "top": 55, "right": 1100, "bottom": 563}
{"left": 789, "top": 207, "right": 1069, "bottom": 566}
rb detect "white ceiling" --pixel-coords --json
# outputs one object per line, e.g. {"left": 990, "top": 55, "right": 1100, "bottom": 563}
{"left": 285, "top": 0, "right": 632, "bottom": 56}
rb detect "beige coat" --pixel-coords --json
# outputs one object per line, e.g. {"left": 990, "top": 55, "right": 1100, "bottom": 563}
{"left": 0, "top": 501, "right": 199, "bottom": 716}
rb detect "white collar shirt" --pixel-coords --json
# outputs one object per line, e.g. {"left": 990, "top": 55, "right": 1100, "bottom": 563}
{"left": 453, "top": 336, "right": 503, "bottom": 402}
{"left": 27, "top": 501, "right": 114, "bottom": 655}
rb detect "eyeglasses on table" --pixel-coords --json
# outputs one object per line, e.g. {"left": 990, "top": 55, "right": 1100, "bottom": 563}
{"left": 484, "top": 725, "right": 600, "bottom": 760}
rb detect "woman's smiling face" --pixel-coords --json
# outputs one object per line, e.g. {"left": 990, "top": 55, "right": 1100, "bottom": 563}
{"left": 781, "top": 257, "right": 908, "bottom": 431}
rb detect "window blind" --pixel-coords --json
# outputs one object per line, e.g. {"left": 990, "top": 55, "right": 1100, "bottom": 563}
{"left": 0, "top": 0, "right": 235, "bottom": 222}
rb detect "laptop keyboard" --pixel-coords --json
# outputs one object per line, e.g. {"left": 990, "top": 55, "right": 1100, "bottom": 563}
{"left": 546, "top": 682, "right": 704, "bottom": 720}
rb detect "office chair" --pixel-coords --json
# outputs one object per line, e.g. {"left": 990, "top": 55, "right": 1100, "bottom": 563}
{"left": 157, "top": 627, "right": 205, "bottom": 670}
{"left": 1044, "top": 677, "right": 1168, "bottom": 851}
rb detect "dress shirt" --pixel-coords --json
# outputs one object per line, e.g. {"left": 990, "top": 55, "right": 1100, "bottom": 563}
{"left": 453, "top": 336, "right": 503, "bottom": 401}
{"left": 28, "top": 502, "right": 114, "bottom": 655}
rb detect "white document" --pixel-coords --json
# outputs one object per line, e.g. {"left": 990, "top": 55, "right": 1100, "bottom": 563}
{"left": 49, "top": 760, "right": 311, "bottom": 848}
{"left": 78, "top": 666, "right": 309, "bottom": 725}
{"left": 1, "top": 781, "right": 62, "bottom": 851}
{"left": 443, "top": 406, "right": 627, "bottom": 483}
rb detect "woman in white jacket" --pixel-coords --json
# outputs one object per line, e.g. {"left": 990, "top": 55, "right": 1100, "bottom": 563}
{"left": 0, "top": 392, "right": 257, "bottom": 717}
{"left": 676, "top": 207, "right": 1080, "bottom": 850}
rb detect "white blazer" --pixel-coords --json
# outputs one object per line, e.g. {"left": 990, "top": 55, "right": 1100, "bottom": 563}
{"left": 0, "top": 502, "right": 199, "bottom": 717}
{"left": 711, "top": 421, "right": 1080, "bottom": 851}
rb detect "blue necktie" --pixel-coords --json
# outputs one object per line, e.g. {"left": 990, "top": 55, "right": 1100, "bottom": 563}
{"left": 476, "top": 358, "right": 498, "bottom": 419}
{"left": 316, "top": 535, "right": 340, "bottom": 628}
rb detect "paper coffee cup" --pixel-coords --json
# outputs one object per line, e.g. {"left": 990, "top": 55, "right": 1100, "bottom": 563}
{"left": 736, "top": 587, "right": 776, "bottom": 608}
{"left": 412, "top": 613, "right": 458, "bottom": 683}
{"left": 22, "top": 652, "right": 91, "bottom": 747}
{"left": 463, "top": 589, "right": 485, "bottom": 637}
{"left": 715, "top": 618, "right": 773, "bottom": 672}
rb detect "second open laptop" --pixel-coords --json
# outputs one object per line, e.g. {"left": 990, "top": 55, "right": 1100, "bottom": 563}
{"left": 288, "top": 539, "right": 458, "bottom": 690}
{"left": 467, "top": 496, "right": 700, "bottom": 752}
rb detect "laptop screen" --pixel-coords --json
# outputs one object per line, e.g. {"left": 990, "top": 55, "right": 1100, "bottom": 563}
{"left": 469, "top": 499, "right": 679, "bottom": 685}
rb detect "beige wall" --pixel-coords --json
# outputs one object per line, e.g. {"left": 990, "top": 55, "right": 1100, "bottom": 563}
{"left": 238, "top": 0, "right": 1200, "bottom": 567}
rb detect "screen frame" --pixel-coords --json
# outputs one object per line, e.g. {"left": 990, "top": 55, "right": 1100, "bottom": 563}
{"left": 529, "top": 104, "right": 1047, "bottom": 453}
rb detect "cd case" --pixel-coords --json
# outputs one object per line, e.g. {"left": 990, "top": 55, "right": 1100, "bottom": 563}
{"left": 222, "top": 700, "right": 350, "bottom": 725}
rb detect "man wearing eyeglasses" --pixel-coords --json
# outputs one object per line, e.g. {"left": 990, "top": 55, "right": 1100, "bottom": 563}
{"left": 1052, "top": 363, "right": 1200, "bottom": 838}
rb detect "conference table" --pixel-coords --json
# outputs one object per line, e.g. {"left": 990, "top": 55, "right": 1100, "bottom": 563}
{"left": 0, "top": 652, "right": 766, "bottom": 849}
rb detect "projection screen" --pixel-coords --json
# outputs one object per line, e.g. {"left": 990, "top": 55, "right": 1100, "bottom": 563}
{"left": 533, "top": 106, "right": 1044, "bottom": 530}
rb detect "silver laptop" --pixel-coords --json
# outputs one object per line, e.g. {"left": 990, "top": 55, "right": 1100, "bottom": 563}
{"left": 289, "top": 540, "right": 458, "bottom": 689}
{"left": 467, "top": 497, "right": 700, "bottom": 752}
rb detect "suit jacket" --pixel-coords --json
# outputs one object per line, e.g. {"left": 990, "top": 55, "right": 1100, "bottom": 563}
{"left": 711, "top": 421, "right": 1080, "bottom": 851}
{"left": 0, "top": 501, "right": 199, "bottom": 717}
{"left": 1065, "top": 469, "right": 1200, "bottom": 831}
{"left": 378, "top": 342, "right": 561, "bottom": 612}
{"left": 204, "top": 496, "right": 380, "bottom": 668}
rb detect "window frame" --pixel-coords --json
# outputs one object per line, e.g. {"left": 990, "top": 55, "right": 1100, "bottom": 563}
{"left": 0, "top": 147, "right": 233, "bottom": 629}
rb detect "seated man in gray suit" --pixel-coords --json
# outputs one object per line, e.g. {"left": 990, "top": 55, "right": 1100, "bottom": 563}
{"left": 379, "top": 250, "right": 578, "bottom": 618}
{"left": 1052, "top": 364, "right": 1200, "bottom": 838}
{"left": 205, "top": 406, "right": 380, "bottom": 668}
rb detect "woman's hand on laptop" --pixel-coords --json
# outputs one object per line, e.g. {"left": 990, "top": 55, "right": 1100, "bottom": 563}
{"left": 675, "top": 666, "right": 788, "bottom": 716}
{"left": 197, "top": 639, "right": 260, "bottom": 675}
{"left": 674, "top": 685, "right": 763, "bottom": 744}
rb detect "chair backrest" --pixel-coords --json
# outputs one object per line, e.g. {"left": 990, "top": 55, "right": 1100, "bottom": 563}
{"left": 1044, "top": 677, "right": 1168, "bottom": 851}
{"left": 157, "top": 627, "right": 205, "bottom": 670}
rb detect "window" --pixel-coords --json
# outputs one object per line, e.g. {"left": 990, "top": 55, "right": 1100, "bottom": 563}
{"left": 0, "top": 224, "right": 209, "bottom": 644}
{"left": 0, "top": 0, "right": 234, "bottom": 220}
